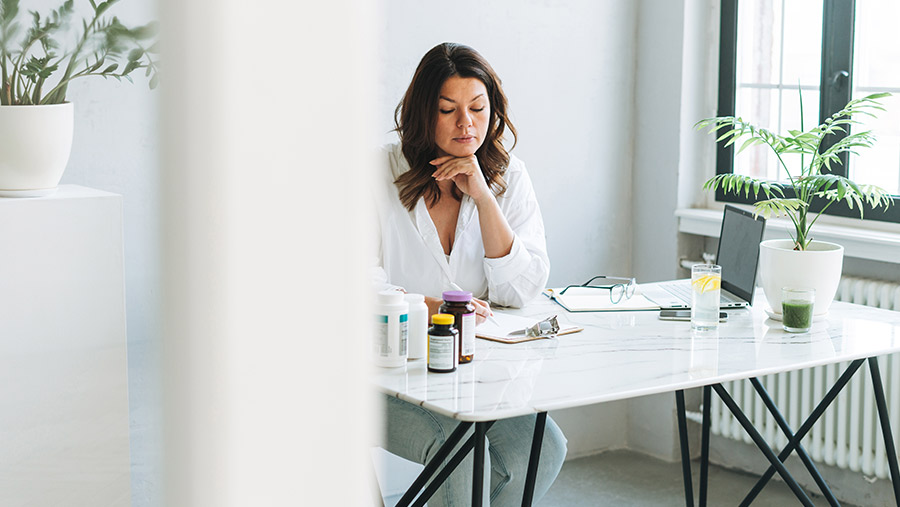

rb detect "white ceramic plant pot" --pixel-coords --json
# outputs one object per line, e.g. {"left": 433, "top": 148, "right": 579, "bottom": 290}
{"left": 0, "top": 103, "right": 74, "bottom": 197}
{"left": 758, "top": 239, "right": 844, "bottom": 316}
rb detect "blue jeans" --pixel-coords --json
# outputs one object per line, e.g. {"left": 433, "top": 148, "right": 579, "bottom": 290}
{"left": 382, "top": 395, "right": 567, "bottom": 506}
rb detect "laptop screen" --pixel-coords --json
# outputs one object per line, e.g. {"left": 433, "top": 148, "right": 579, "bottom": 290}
{"left": 716, "top": 205, "right": 766, "bottom": 304}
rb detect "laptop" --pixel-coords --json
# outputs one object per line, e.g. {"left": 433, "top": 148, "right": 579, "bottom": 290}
{"left": 642, "top": 205, "right": 766, "bottom": 309}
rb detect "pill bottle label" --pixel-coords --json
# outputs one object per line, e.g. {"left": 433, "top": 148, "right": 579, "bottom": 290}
{"left": 461, "top": 312, "right": 475, "bottom": 357}
{"left": 375, "top": 315, "right": 390, "bottom": 356}
{"left": 428, "top": 334, "right": 455, "bottom": 370}
{"left": 399, "top": 314, "right": 408, "bottom": 356}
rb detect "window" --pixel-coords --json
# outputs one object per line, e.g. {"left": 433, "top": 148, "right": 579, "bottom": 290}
{"left": 716, "top": 0, "right": 900, "bottom": 223}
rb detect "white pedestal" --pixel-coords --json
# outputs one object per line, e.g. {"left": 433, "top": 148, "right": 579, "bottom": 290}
{"left": 0, "top": 185, "right": 130, "bottom": 505}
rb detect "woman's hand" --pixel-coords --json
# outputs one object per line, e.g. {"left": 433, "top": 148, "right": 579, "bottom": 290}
{"left": 424, "top": 296, "right": 444, "bottom": 318}
{"left": 430, "top": 155, "right": 491, "bottom": 203}
{"left": 471, "top": 297, "right": 493, "bottom": 326}
{"left": 431, "top": 154, "right": 513, "bottom": 259}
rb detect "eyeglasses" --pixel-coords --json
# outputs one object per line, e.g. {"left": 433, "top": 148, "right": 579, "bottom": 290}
{"left": 558, "top": 275, "right": 636, "bottom": 304}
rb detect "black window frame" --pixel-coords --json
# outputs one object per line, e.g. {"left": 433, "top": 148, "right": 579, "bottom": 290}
{"left": 715, "top": 0, "right": 900, "bottom": 224}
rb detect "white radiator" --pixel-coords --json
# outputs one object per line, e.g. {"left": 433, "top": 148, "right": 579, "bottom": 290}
{"left": 709, "top": 276, "right": 900, "bottom": 479}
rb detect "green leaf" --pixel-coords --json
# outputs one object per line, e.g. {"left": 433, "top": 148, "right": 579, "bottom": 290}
{"left": 122, "top": 59, "right": 138, "bottom": 75}
{"left": 0, "top": 0, "right": 19, "bottom": 25}
{"left": 753, "top": 198, "right": 806, "bottom": 220}
{"left": 716, "top": 128, "right": 737, "bottom": 143}
{"left": 737, "top": 136, "right": 758, "bottom": 154}
{"left": 131, "top": 20, "right": 158, "bottom": 39}
{"left": 127, "top": 48, "right": 142, "bottom": 61}
{"left": 149, "top": 73, "right": 158, "bottom": 89}
{"left": 102, "top": 63, "right": 118, "bottom": 73}
{"left": 865, "top": 91, "right": 891, "bottom": 100}
{"left": 96, "top": 1, "right": 112, "bottom": 16}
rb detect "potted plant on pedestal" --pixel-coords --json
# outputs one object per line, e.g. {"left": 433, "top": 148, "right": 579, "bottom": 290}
{"left": 0, "top": 0, "right": 158, "bottom": 197}
{"left": 696, "top": 92, "right": 893, "bottom": 316}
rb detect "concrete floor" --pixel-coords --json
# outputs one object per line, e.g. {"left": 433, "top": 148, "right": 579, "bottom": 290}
{"left": 382, "top": 448, "right": 847, "bottom": 506}
{"left": 541, "top": 449, "right": 844, "bottom": 506}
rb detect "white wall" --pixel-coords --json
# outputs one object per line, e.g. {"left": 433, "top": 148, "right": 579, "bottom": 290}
{"left": 632, "top": 0, "right": 685, "bottom": 285}
{"left": 379, "top": 0, "right": 639, "bottom": 286}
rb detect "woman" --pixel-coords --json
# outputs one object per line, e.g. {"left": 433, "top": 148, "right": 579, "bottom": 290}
{"left": 375, "top": 43, "right": 567, "bottom": 506}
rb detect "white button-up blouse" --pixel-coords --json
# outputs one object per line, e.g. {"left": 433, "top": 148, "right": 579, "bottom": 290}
{"left": 373, "top": 143, "right": 550, "bottom": 308}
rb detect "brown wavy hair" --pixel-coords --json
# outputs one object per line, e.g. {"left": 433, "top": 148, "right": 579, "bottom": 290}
{"left": 394, "top": 43, "right": 517, "bottom": 211}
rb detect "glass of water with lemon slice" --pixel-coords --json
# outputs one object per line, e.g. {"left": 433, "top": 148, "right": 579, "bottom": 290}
{"left": 691, "top": 264, "right": 721, "bottom": 330}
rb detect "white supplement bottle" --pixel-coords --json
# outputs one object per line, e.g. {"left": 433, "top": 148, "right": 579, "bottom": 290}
{"left": 374, "top": 290, "right": 408, "bottom": 367}
{"left": 404, "top": 293, "right": 428, "bottom": 360}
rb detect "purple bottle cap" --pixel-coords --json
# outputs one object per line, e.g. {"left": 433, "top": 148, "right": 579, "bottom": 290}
{"left": 442, "top": 290, "right": 472, "bottom": 302}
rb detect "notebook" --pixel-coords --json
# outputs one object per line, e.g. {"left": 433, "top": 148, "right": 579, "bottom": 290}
{"left": 642, "top": 205, "right": 766, "bottom": 309}
{"left": 542, "top": 286, "right": 660, "bottom": 312}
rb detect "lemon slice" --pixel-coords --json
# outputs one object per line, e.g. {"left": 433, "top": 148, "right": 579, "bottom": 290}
{"left": 691, "top": 274, "right": 721, "bottom": 293}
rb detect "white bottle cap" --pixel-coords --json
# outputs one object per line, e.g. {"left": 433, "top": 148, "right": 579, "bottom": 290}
{"left": 378, "top": 290, "right": 404, "bottom": 305}
{"left": 404, "top": 293, "right": 425, "bottom": 304}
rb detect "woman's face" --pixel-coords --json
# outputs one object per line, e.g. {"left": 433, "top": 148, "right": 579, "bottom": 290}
{"left": 434, "top": 76, "right": 490, "bottom": 158}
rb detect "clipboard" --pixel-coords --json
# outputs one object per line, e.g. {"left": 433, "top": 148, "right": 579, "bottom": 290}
{"left": 543, "top": 286, "right": 660, "bottom": 312}
{"left": 476, "top": 312, "right": 582, "bottom": 344}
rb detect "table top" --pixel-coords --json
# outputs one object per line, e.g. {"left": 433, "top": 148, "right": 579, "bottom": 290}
{"left": 372, "top": 290, "right": 900, "bottom": 422}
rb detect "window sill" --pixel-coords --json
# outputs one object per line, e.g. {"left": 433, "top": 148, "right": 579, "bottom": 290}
{"left": 676, "top": 207, "right": 900, "bottom": 264}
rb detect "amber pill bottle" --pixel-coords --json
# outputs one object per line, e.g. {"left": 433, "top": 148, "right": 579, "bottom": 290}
{"left": 440, "top": 290, "right": 475, "bottom": 364}
{"left": 427, "top": 314, "right": 458, "bottom": 373}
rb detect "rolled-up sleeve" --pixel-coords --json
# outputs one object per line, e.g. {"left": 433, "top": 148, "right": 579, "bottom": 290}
{"left": 483, "top": 157, "right": 550, "bottom": 308}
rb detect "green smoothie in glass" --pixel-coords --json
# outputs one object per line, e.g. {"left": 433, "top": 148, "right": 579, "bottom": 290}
{"left": 782, "top": 288, "right": 815, "bottom": 333}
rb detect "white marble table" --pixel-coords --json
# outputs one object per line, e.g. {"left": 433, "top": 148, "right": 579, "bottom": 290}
{"left": 374, "top": 291, "right": 900, "bottom": 507}
{"left": 374, "top": 293, "right": 900, "bottom": 421}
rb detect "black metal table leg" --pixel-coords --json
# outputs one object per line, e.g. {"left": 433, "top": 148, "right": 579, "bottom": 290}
{"left": 700, "top": 385, "right": 711, "bottom": 507}
{"left": 868, "top": 357, "right": 900, "bottom": 506}
{"left": 407, "top": 421, "right": 495, "bottom": 507}
{"left": 749, "top": 377, "right": 840, "bottom": 506}
{"left": 397, "top": 421, "right": 472, "bottom": 507}
{"left": 473, "top": 422, "right": 487, "bottom": 507}
{"left": 741, "top": 359, "right": 865, "bottom": 506}
{"left": 712, "top": 384, "right": 815, "bottom": 506}
{"left": 521, "top": 412, "right": 547, "bottom": 507}
{"left": 676, "top": 390, "right": 694, "bottom": 507}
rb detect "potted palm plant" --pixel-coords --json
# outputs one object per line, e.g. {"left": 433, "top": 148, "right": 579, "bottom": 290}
{"left": 696, "top": 91, "right": 893, "bottom": 316}
{"left": 0, "top": 0, "right": 158, "bottom": 196}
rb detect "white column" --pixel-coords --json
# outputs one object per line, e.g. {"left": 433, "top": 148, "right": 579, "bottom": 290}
{"left": 159, "top": 1, "right": 378, "bottom": 505}
{"left": 0, "top": 186, "right": 129, "bottom": 504}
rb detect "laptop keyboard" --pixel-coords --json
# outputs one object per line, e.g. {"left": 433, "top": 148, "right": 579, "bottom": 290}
{"left": 662, "top": 281, "right": 743, "bottom": 304}
{"left": 664, "top": 282, "right": 693, "bottom": 301}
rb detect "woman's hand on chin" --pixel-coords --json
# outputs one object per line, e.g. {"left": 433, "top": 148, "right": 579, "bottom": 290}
{"left": 430, "top": 155, "right": 491, "bottom": 203}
